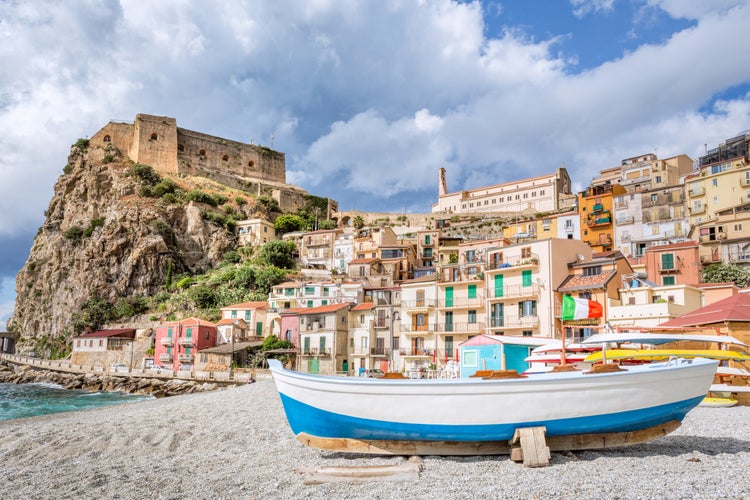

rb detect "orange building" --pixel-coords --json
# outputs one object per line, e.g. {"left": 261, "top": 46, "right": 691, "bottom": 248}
{"left": 578, "top": 183, "right": 627, "bottom": 253}
{"left": 644, "top": 241, "right": 701, "bottom": 286}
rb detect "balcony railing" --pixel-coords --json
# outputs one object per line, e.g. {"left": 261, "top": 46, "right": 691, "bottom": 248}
{"left": 690, "top": 204, "right": 706, "bottom": 214}
{"left": 158, "top": 353, "right": 173, "bottom": 362}
{"left": 489, "top": 315, "right": 539, "bottom": 329}
{"left": 700, "top": 254, "right": 722, "bottom": 264}
{"left": 434, "top": 322, "right": 486, "bottom": 333}
{"left": 370, "top": 347, "right": 391, "bottom": 357}
{"left": 300, "top": 347, "right": 332, "bottom": 356}
{"left": 486, "top": 253, "right": 540, "bottom": 270}
{"left": 688, "top": 186, "right": 705, "bottom": 197}
{"left": 401, "top": 348, "right": 435, "bottom": 357}
{"left": 728, "top": 251, "right": 750, "bottom": 263}
{"left": 437, "top": 297, "right": 485, "bottom": 308}
{"left": 489, "top": 283, "right": 540, "bottom": 300}
{"left": 178, "top": 338, "right": 195, "bottom": 346}
{"left": 401, "top": 323, "right": 435, "bottom": 334}
{"left": 401, "top": 299, "right": 436, "bottom": 309}
{"left": 178, "top": 354, "right": 193, "bottom": 363}
{"left": 617, "top": 216, "right": 635, "bottom": 225}
{"left": 160, "top": 338, "right": 174, "bottom": 346}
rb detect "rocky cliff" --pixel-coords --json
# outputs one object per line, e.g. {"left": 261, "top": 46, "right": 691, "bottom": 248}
{"left": 10, "top": 140, "right": 242, "bottom": 343}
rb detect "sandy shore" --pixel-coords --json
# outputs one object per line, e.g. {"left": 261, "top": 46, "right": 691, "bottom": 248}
{"left": 1, "top": 378, "right": 748, "bottom": 499}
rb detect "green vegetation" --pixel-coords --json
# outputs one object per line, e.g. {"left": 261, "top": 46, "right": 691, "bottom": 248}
{"left": 274, "top": 214, "right": 305, "bottom": 235}
{"left": 82, "top": 217, "right": 105, "bottom": 238}
{"left": 62, "top": 226, "right": 84, "bottom": 244}
{"left": 258, "top": 240, "right": 296, "bottom": 269}
{"left": 186, "top": 189, "right": 218, "bottom": 206}
{"left": 126, "top": 163, "right": 161, "bottom": 185}
{"left": 352, "top": 215, "right": 365, "bottom": 229}
{"left": 701, "top": 263, "right": 750, "bottom": 288}
{"left": 71, "top": 294, "right": 149, "bottom": 333}
{"left": 73, "top": 138, "right": 89, "bottom": 151}
{"left": 256, "top": 195, "right": 280, "bottom": 213}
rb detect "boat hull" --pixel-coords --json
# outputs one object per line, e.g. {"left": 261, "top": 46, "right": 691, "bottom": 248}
{"left": 268, "top": 358, "right": 716, "bottom": 444}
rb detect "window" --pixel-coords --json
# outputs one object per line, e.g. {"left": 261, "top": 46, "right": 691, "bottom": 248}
{"left": 319, "top": 337, "right": 326, "bottom": 353}
{"left": 445, "top": 336, "right": 454, "bottom": 358}
{"left": 494, "top": 274, "right": 504, "bottom": 297}
{"left": 424, "top": 234, "right": 431, "bottom": 244}
{"left": 651, "top": 194, "right": 658, "bottom": 203}
{"left": 150, "top": 133, "right": 158, "bottom": 140}
{"left": 468, "top": 284, "right": 477, "bottom": 299}
{"left": 519, "top": 300, "right": 537, "bottom": 317}
{"left": 222, "top": 154, "right": 229, "bottom": 161}
{"left": 628, "top": 297, "right": 636, "bottom": 305}
{"left": 521, "top": 247, "right": 531, "bottom": 258}
{"left": 186, "top": 328, "right": 192, "bottom": 339}
{"left": 522, "top": 331, "right": 533, "bottom": 337}
{"left": 663, "top": 276, "right": 675, "bottom": 285}
{"left": 655, "top": 175, "right": 662, "bottom": 183}
{"left": 199, "top": 149, "right": 206, "bottom": 156}
{"left": 305, "top": 286, "right": 315, "bottom": 295}
{"left": 244, "top": 310, "right": 251, "bottom": 321}
{"left": 463, "top": 349, "right": 477, "bottom": 366}
{"left": 712, "top": 179, "right": 718, "bottom": 187}
{"left": 231, "top": 310, "right": 237, "bottom": 319}
{"left": 416, "top": 290, "right": 425, "bottom": 307}
{"left": 582, "top": 266, "right": 602, "bottom": 276}
{"left": 468, "top": 310, "right": 477, "bottom": 323}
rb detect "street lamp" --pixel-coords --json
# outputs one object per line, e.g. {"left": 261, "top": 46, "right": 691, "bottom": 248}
{"left": 230, "top": 320, "right": 238, "bottom": 378}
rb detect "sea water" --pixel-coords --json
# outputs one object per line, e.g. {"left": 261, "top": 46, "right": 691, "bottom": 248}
{"left": 0, "top": 382, "right": 152, "bottom": 421}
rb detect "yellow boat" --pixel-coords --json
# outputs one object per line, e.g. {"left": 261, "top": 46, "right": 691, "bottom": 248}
{"left": 699, "top": 396, "right": 738, "bottom": 408}
{"left": 584, "top": 349, "right": 750, "bottom": 363}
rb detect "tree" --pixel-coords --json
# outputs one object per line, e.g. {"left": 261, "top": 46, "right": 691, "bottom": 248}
{"left": 352, "top": 215, "right": 365, "bottom": 229}
{"left": 701, "top": 263, "right": 750, "bottom": 287}
{"left": 273, "top": 214, "right": 305, "bottom": 235}
{"left": 259, "top": 240, "right": 297, "bottom": 269}
{"left": 254, "top": 266, "right": 287, "bottom": 296}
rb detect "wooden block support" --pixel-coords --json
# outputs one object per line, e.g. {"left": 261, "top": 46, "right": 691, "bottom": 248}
{"left": 509, "top": 426, "right": 551, "bottom": 467}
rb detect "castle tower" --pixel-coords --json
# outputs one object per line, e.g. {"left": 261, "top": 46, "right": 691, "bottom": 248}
{"left": 438, "top": 167, "right": 448, "bottom": 196}
{"left": 129, "top": 114, "right": 178, "bottom": 173}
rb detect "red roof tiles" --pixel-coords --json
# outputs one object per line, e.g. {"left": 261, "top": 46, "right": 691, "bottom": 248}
{"left": 660, "top": 293, "right": 750, "bottom": 327}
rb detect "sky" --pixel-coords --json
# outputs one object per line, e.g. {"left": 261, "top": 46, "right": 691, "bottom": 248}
{"left": 1, "top": 0, "right": 750, "bottom": 330}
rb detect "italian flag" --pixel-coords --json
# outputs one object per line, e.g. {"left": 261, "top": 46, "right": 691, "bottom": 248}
{"left": 561, "top": 295, "right": 603, "bottom": 321}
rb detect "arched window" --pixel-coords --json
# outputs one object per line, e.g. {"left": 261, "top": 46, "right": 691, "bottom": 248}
{"left": 103, "top": 135, "right": 111, "bottom": 142}
{"left": 248, "top": 160, "right": 255, "bottom": 168}
{"left": 150, "top": 133, "right": 158, "bottom": 140}
{"left": 178, "top": 144, "right": 185, "bottom": 152}
{"left": 199, "top": 149, "right": 206, "bottom": 156}
{"left": 222, "top": 155, "right": 229, "bottom": 161}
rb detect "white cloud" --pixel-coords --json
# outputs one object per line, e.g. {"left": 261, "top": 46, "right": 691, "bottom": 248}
{"left": 646, "top": 0, "right": 747, "bottom": 20}
{"left": 571, "top": 0, "right": 615, "bottom": 19}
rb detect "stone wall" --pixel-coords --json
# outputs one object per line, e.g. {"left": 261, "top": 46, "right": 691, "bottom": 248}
{"left": 131, "top": 114, "right": 179, "bottom": 173}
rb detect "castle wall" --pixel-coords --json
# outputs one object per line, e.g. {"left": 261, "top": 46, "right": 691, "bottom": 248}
{"left": 175, "top": 128, "right": 285, "bottom": 184}
{"left": 129, "top": 114, "right": 178, "bottom": 173}
{"left": 90, "top": 122, "right": 134, "bottom": 154}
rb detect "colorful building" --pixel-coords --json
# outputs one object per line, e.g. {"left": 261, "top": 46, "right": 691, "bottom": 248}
{"left": 154, "top": 318, "right": 217, "bottom": 371}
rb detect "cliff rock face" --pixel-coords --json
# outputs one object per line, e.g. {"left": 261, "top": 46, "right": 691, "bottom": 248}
{"left": 10, "top": 143, "right": 237, "bottom": 340}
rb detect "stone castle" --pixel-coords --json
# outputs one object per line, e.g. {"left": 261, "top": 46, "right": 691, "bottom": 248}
{"left": 92, "top": 113, "right": 326, "bottom": 211}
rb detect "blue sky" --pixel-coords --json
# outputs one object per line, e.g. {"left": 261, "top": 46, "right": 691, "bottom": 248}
{"left": 1, "top": 0, "right": 750, "bottom": 330}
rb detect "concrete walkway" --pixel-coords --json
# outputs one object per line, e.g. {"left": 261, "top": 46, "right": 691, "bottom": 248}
{"left": 0, "top": 353, "right": 260, "bottom": 384}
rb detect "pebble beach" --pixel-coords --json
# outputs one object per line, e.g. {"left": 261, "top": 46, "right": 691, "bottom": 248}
{"left": 0, "top": 377, "right": 748, "bottom": 500}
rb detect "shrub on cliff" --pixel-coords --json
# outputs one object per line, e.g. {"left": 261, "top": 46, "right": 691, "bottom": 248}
{"left": 186, "top": 189, "right": 217, "bottom": 206}
{"left": 126, "top": 163, "right": 161, "bottom": 185}
{"left": 258, "top": 240, "right": 296, "bottom": 269}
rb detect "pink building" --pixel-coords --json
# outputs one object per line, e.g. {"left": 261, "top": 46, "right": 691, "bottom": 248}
{"left": 154, "top": 317, "right": 217, "bottom": 371}
{"left": 644, "top": 241, "right": 701, "bottom": 287}
{"left": 279, "top": 308, "right": 305, "bottom": 347}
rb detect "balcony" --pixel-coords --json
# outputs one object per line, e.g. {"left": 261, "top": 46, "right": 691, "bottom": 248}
{"left": 486, "top": 253, "right": 540, "bottom": 270}
{"left": 728, "top": 251, "right": 750, "bottom": 263}
{"left": 658, "top": 265, "right": 679, "bottom": 274}
{"left": 488, "top": 315, "right": 539, "bottom": 329}
{"left": 564, "top": 224, "right": 575, "bottom": 233}
{"left": 402, "top": 299, "right": 436, "bottom": 310}
{"left": 434, "top": 322, "right": 486, "bottom": 334}
{"left": 401, "top": 348, "right": 435, "bottom": 358}
{"left": 617, "top": 216, "right": 635, "bottom": 225}
{"left": 300, "top": 347, "right": 332, "bottom": 357}
{"left": 178, "top": 338, "right": 195, "bottom": 346}
{"left": 587, "top": 214, "right": 612, "bottom": 228}
{"left": 688, "top": 186, "right": 705, "bottom": 197}
{"left": 437, "top": 297, "right": 485, "bottom": 309}
{"left": 370, "top": 347, "right": 391, "bottom": 357}
{"left": 489, "top": 283, "right": 540, "bottom": 300}
{"left": 401, "top": 323, "right": 435, "bottom": 335}
{"left": 178, "top": 354, "right": 193, "bottom": 363}
{"left": 615, "top": 200, "right": 628, "bottom": 209}
{"left": 741, "top": 177, "right": 750, "bottom": 187}
{"left": 700, "top": 254, "right": 722, "bottom": 264}
{"left": 158, "top": 353, "right": 173, "bottom": 362}
{"left": 160, "top": 338, "right": 174, "bottom": 346}
{"left": 305, "top": 237, "right": 331, "bottom": 247}
{"left": 690, "top": 204, "right": 706, "bottom": 215}
{"left": 592, "top": 203, "right": 604, "bottom": 212}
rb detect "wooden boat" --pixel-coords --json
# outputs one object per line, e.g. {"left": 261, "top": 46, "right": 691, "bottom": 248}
{"left": 267, "top": 357, "right": 717, "bottom": 455}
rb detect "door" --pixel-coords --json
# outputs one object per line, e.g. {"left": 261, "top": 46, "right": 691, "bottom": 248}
{"left": 445, "top": 311, "right": 453, "bottom": 332}
{"left": 494, "top": 274, "right": 504, "bottom": 297}
{"left": 445, "top": 286, "right": 454, "bottom": 307}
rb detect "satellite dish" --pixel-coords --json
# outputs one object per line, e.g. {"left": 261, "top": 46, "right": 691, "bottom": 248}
{"left": 577, "top": 253, "right": 585, "bottom": 261}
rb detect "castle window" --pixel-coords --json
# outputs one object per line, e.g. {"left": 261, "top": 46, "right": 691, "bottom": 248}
{"left": 248, "top": 160, "right": 255, "bottom": 168}
{"left": 103, "top": 135, "right": 111, "bottom": 142}
{"left": 222, "top": 155, "right": 229, "bottom": 161}
{"left": 150, "top": 133, "right": 158, "bottom": 141}
{"left": 199, "top": 149, "right": 206, "bottom": 156}
{"left": 178, "top": 144, "right": 185, "bottom": 152}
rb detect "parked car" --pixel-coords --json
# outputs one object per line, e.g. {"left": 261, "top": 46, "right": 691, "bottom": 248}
{"left": 111, "top": 363, "right": 128, "bottom": 373}
{"left": 147, "top": 364, "right": 165, "bottom": 371}
{"left": 365, "top": 368, "right": 385, "bottom": 378}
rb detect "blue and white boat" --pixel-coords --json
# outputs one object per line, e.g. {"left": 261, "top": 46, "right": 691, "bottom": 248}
{"left": 267, "top": 357, "right": 717, "bottom": 455}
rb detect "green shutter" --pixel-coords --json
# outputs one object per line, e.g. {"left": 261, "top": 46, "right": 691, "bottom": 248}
{"left": 522, "top": 270, "right": 532, "bottom": 287}
{"left": 494, "top": 274, "right": 504, "bottom": 297}
{"left": 663, "top": 276, "right": 675, "bottom": 285}
{"left": 661, "top": 253, "right": 674, "bottom": 270}
{"left": 244, "top": 310, "right": 251, "bottom": 321}
{"left": 256, "top": 322, "right": 263, "bottom": 336}
{"left": 468, "top": 284, "right": 477, "bottom": 299}
{"left": 445, "top": 286, "right": 454, "bottom": 307}
{"left": 186, "top": 328, "right": 192, "bottom": 339}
